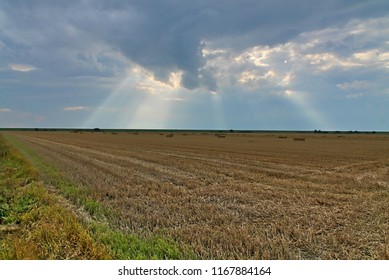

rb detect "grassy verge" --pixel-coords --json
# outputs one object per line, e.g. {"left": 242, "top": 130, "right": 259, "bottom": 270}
{"left": 1, "top": 133, "right": 194, "bottom": 259}
{"left": 0, "top": 135, "right": 111, "bottom": 259}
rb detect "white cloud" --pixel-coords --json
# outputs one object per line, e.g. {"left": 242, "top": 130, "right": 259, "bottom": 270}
{"left": 202, "top": 47, "right": 227, "bottom": 57}
{"left": 234, "top": 46, "right": 272, "bottom": 67}
{"left": 130, "top": 65, "right": 183, "bottom": 95}
{"left": 284, "top": 89, "right": 295, "bottom": 96}
{"left": 199, "top": 16, "right": 389, "bottom": 96}
{"left": 337, "top": 81, "right": 371, "bottom": 91}
{"left": 302, "top": 52, "right": 362, "bottom": 71}
{"left": 0, "top": 108, "right": 11, "bottom": 112}
{"left": 353, "top": 50, "right": 379, "bottom": 61}
{"left": 63, "top": 106, "right": 86, "bottom": 111}
{"left": 9, "top": 64, "right": 37, "bottom": 72}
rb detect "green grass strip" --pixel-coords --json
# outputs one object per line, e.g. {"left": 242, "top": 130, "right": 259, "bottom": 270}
{"left": 0, "top": 135, "right": 111, "bottom": 259}
{"left": 1, "top": 133, "right": 194, "bottom": 259}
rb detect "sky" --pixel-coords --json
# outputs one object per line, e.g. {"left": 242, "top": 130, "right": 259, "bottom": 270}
{"left": 0, "top": 0, "right": 388, "bottom": 130}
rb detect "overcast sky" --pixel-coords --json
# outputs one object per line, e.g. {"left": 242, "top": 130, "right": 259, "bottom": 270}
{"left": 1, "top": 1, "right": 388, "bottom": 130}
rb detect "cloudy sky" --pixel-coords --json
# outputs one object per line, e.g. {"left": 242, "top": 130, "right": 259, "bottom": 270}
{"left": 1, "top": 1, "right": 388, "bottom": 130}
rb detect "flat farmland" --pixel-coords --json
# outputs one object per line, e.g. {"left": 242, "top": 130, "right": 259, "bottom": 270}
{"left": 5, "top": 131, "right": 389, "bottom": 259}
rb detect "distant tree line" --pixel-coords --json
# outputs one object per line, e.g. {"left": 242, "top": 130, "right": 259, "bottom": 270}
{"left": 313, "top": 129, "right": 376, "bottom": 134}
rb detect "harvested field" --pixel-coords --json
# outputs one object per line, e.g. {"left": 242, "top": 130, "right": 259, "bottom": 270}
{"left": 4, "top": 131, "right": 389, "bottom": 259}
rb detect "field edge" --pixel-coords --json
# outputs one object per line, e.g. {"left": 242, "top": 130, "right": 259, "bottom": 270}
{"left": 0, "top": 133, "right": 194, "bottom": 260}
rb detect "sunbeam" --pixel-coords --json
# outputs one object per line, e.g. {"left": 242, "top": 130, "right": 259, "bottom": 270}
{"left": 283, "top": 90, "right": 333, "bottom": 130}
{"left": 127, "top": 94, "right": 172, "bottom": 129}
{"left": 211, "top": 92, "right": 227, "bottom": 129}
{"left": 83, "top": 65, "right": 184, "bottom": 129}
{"left": 82, "top": 72, "right": 142, "bottom": 128}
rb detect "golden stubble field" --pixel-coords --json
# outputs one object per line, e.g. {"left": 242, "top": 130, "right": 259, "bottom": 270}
{"left": 7, "top": 131, "right": 389, "bottom": 259}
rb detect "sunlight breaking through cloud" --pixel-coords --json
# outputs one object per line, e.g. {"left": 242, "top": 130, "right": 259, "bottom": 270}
{"left": 1, "top": 0, "right": 387, "bottom": 130}
{"left": 283, "top": 90, "right": 333, "bottom": 130}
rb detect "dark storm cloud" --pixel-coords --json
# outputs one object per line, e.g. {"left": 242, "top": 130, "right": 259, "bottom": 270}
{"left": 1, "top": 0, "right": 388, "bottom": 90}
{"left": 91, "top": 0, "right": 389, "bottom": 89}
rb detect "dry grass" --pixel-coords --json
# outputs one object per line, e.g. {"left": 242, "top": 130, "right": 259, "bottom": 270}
{"left": 0, "top": 136, "right": 111, "bottom": 259}
{"left": 4, "top": 131, "right": 389, "bottom": 259}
